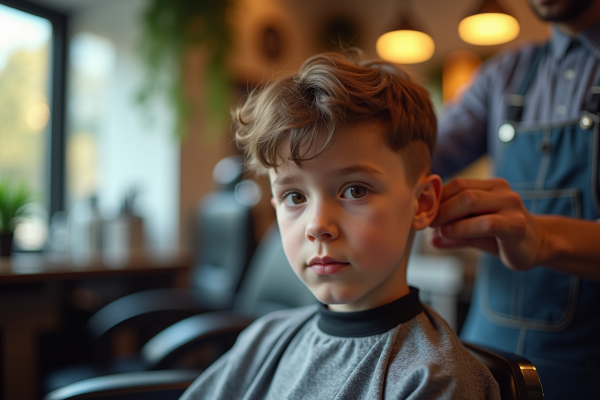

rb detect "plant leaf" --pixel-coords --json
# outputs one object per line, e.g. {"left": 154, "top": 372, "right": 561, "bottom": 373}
{"left": 0, "top": 179, "right": 34, "bottom": 232}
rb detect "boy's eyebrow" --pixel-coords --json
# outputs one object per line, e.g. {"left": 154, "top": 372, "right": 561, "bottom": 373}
{"left": 272, "top": 164, "right": 383, "bottom": 187}
{"left": 333, "top": 164, "right": 384, "bottom": 177}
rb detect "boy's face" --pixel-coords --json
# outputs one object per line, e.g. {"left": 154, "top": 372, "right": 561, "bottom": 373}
{"left": 269, "top": 123, "right": 439, "bottom": 312}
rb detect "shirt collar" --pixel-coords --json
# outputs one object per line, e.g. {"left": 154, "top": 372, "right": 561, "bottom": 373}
{"left": 550, "top": 20, "right": 600, "bottom": 61}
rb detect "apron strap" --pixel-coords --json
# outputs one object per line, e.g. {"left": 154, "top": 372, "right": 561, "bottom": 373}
{"left": 506, "top": 43, "right": 549, "bottom": 123}
{"left": 585, "top": 49, "right": 600, "bottom": 114}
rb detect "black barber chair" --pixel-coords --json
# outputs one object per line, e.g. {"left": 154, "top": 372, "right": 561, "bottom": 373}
{"left": 45, "top": 223, "right": 314, "bottom": 400}
{"left": 137, "top": 223, "right": 316, "bottom": 371}
{"left": 45, "top": 370, "right": 199, "bottom": 400}
{"left": 463, "top": 342, "right": 544, "bottom": 400}
{"left": 44, "top": 156, "right": 258, "bottom": 393}
{"left": 46, "top": 221, "right": 313, "bottom": 394}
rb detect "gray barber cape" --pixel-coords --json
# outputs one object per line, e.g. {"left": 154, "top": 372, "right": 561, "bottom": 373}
{"left": 180, "top": 288, "right": 500, "bottom": 400}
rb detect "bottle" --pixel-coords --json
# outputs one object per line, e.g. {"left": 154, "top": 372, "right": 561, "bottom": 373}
{"left": 69, "top": 196, "right": 103, "bottom": 265}
{"left": 103, "top": 189, "right": 145, "bottom": 265}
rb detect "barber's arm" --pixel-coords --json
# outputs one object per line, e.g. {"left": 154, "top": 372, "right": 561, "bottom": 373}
{"left": 429, "top": 178, "right": 600, "bottom": 282}
{"left": 432, "top": 58, "right": 495, "bottom": 179}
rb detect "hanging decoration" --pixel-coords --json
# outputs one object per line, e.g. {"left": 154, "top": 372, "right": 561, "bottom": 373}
{"left": 137, "top": 0, "right": 233, "bottom": 139}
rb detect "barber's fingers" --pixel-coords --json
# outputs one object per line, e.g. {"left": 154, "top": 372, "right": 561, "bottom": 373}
{"left": 429, "top": 228, "right": 499, "bottom": 255}
{"left": 432, "top": 188, "right": 524, "bottom": 227}
{"left": 436, "top": 213, "right": 528, "bottom": 242}
{"left": 439, "top": 178, "right": 510, "bottom": 202}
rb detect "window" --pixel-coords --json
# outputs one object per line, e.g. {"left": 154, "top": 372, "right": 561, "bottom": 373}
{"left": 67, "top": 32, "right": 115, "bottom": 205}
{"left": 0, "top": 0, "right": 66, "bottom": 250}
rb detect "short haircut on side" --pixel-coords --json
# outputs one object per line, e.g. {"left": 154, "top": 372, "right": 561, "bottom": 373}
{"left": 232, "top": 51, "right": 437, "bottom": 184}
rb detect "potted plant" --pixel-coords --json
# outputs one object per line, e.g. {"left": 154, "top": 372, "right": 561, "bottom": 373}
{"left": 0, "top": 179, "right": 33, "bottom": 257}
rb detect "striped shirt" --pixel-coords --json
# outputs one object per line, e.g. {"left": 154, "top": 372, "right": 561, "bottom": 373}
{"left": 433, "top": 21, "right": 600, "bottom": 184}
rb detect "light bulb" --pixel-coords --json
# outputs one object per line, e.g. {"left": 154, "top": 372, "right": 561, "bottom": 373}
{"left": 459, "top": 13, "right": 519, "bottom": 45}
{"left": 376, "top": 30, "right": 435, "bottom": 64}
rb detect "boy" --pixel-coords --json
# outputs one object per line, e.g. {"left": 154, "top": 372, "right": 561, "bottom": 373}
{"left": 180, "top": 52, "right": 501, "bottom": 399}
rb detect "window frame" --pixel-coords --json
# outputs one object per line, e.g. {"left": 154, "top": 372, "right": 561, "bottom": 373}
{"left": 0, "top": 0, "right": 67, "bottom": 218}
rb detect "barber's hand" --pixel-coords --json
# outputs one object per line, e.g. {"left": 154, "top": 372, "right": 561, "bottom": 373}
{"left": 429, "top": 178, "right": 546, "bottom": 271}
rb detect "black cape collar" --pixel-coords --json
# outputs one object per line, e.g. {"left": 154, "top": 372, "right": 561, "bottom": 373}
{"left": 317, "top": 287, "right": 424, "bottom": 337}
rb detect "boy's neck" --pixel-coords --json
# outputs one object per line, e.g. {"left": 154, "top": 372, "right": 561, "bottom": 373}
{"left": 327, "top": 284, "right": 411, "bottom": 313}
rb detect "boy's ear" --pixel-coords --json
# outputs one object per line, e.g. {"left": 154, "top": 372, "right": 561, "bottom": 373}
{"left": 412, "top": 174, "right": 442, "bottom": 231}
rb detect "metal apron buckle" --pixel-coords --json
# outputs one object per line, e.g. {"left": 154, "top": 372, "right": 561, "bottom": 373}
{"left": 499, "top": 123, "right": 517, "bottom": 143}
{"left": 580, "top": 112, "right": 594, "bottom": 130}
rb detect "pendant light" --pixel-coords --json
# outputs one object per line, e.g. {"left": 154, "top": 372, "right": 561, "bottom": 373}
{"left": 376, "top": 3, "right": 434, "bottom": 64}
{"left": 459, "top": 0, "right": 519, "bottom": 46}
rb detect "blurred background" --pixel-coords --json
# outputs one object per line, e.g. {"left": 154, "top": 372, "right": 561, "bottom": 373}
{"left": 0, "top": 0, "right": 549, "bottom": 398}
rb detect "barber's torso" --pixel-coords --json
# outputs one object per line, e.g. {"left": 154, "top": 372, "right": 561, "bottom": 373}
{"left": 435, "top": 22, "right": 600, "bottom": 397}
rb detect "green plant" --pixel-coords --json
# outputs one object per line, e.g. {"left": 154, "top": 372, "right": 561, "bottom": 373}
{"left": 137, "top": 0, "right": 233, "bottom": 140}
{"left": 0, "top": 179, "right": 33, "bottom": 233}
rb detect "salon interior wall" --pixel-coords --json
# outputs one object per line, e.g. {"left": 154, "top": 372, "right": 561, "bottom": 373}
{"left": 230, "top": 0, "right": 549, "bottom": 89}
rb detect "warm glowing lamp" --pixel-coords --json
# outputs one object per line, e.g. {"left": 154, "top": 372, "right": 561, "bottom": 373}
{"left": 376, "top": 14, "right": 434, "bottom": 64}
{"left": 459, "top": 0, "right": 519, "bottom": 45}
{"left": 443, "top": 50, "right": 481, "bottom": 102}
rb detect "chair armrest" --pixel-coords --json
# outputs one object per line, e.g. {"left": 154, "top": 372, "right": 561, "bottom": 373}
{"left": 462, "top": 342, "right": 544, "bottom": 400}
{"left": 87, "top": 288, "right": 231, "bottom": 341}
{"left": 141, "top": 312, "right": 256, "bottom": 370}
{"left": 44, "top": 370, "right": 201, "bottom": 400}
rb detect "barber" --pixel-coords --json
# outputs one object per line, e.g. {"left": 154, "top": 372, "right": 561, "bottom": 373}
{"left": 431, "top": 0, "right": 600, "bottom": 398}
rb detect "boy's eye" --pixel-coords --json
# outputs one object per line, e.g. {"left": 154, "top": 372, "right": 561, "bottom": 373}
{"left": 342, "top": 185, "right": 368, "bottom": 199}
{"left": 283, "top": 192, "right": 307, "bottom": 205}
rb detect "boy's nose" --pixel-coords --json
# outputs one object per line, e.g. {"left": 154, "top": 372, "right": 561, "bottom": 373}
{"left": 305, "top": 205, "right": 338, "bottom": 242}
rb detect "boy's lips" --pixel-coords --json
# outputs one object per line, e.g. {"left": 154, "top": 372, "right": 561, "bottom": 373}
{"left": 308, "top": 256, "right": 349, "bottom": 275}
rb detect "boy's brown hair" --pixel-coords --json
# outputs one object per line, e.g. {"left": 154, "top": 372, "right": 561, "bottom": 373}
{"left": 232, "top": 51, "right": 437, "bottom": 185}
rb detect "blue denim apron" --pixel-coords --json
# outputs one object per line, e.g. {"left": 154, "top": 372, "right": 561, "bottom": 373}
{"left": 460, "top": 44, "right": 600, "bottom": 399}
